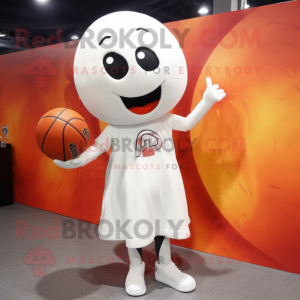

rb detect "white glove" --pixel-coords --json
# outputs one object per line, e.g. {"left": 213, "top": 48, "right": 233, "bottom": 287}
{"left": 172, "top": 77, "right": 226, "bottom": 132}
{"left": 54, "top": 143, "right": 104, "bottom": 169}
{"left": 203, "top": 77, "right": 226, "bottom": 103}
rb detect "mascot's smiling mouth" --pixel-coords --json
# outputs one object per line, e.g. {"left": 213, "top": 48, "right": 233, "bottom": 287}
{"left": 120, "top": 85, "right": 161, "bottom": 115}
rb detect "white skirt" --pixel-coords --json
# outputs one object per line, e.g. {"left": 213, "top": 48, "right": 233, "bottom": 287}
{"left": 96, "top": 117, "right": 191, "bottom": 248}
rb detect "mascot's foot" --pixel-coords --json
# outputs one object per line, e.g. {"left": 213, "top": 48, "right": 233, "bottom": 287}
{"left": 125, "top": 261, "right": 146, "bottom": 296}
{"left": 155, "top": 261, "right": 196, "bottom": 292}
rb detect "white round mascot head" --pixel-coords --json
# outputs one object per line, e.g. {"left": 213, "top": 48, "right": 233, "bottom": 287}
{"left": 74, "top": 11, "right": 187, "bottom": 125}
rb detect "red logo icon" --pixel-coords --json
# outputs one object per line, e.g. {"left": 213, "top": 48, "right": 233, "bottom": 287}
{"left": 84, "top": 157, "right": 106, "bottom": 179}
{"left": 24, "top": 246, "right": 56, "bottom": 277}
{"left": 24, "top": 56, "right": 57, "bottom": 87}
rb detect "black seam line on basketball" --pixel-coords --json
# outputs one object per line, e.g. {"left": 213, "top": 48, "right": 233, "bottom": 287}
{"left": 44, "top": 117, "right": 88, "bottom": 159}
{"left": 62, "top": 120, "right": 88, "bottom": 161}
{"left": 42, "top": 116, "right": 87, "bottom": 124}
{"left": 42, "top": 108, "right": 68, "bottom": 152}
{"left": 62, "top": 123, "right": 67, "bottom": 161}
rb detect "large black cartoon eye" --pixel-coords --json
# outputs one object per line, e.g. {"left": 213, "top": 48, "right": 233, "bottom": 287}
{"left": 135, "top": 47, "right": 159, "bottom": 72}
{"left": 103, "top": 52, "right": 129, "bottom": 80}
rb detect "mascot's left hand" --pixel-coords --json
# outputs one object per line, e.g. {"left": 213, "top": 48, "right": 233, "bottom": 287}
{"left": 203, "top": 77, "right": 226, "bottom": 103}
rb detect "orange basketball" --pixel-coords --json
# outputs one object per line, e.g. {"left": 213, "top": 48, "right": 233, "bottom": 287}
{"left": 36, "top": 108, "right": 90, "bottom": 161}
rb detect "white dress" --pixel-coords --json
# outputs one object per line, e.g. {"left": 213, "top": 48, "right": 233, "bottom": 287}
{"left": 95, "top": 113, "right": 191, "bottom": 248}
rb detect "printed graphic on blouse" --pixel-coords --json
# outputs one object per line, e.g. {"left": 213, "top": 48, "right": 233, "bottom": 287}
{"left": 135, "top": 130, "right": 162, "bottom": 157}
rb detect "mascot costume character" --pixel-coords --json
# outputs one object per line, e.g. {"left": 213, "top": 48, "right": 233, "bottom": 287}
{"left": 54, "top": 11, "right": 226, "bottom": 296}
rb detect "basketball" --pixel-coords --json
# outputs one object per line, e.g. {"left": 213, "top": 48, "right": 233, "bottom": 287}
{"left": 36, "top": 108, "right": 90, "bottom": 161}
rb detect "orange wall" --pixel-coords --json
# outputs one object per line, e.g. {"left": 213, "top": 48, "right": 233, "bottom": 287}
{"left": 1, "top": 1, "right": 300, "bottom": 274}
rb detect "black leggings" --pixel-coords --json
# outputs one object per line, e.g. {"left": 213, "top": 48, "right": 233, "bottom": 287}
{"left": 136, "top": 236, "right": 165, "bottom": 261}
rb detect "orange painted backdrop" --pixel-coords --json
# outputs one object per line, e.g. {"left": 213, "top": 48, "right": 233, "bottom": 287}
{"left": 1, "top": 1, "right": 300, "bottom": 274}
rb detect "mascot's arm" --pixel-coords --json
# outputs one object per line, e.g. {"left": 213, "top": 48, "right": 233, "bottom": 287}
{"left": 172, "top": 77, "right": 226, "bottom": 132}
{"left": 54, "top": 126, "right": 112, "bottom": 169}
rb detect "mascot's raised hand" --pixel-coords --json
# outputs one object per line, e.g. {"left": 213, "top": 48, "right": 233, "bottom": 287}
{"left": 172, "top": 77, "right": 226, "bottom": 132}
{"left": 203, "top": 77, "right": 226, "bottom": 103}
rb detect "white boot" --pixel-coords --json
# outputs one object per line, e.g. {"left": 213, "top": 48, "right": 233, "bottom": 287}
{"left": 155, "top": 261, "right": 196, "bottom": 292}
{"left": 126, "top": 248, "right": 146, "bottom": 296}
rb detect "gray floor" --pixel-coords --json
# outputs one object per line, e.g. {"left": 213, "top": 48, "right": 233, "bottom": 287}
{"left": 0, "top": 203, "right": 299, "bottom": 300}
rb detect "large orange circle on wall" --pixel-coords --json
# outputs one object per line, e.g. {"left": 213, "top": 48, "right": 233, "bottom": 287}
{"left": 190, "top": 4, "right": 300, "bottom": 268}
